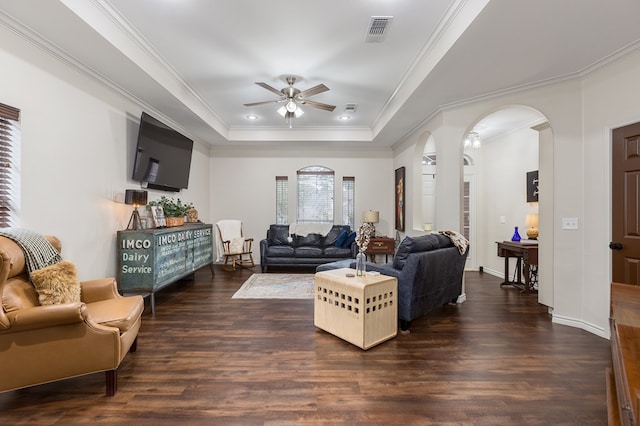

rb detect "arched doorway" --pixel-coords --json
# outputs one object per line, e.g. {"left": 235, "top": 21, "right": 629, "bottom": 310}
{"left": 461, "top": 105, "right": 551, "bottom": 305}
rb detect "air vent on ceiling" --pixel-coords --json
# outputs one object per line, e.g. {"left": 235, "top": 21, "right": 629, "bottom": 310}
{"left": 345, "top": 103, "right": 358, "bottom": 113}
{"left": 365, "top": 16, "right": 393, "bottom": 43}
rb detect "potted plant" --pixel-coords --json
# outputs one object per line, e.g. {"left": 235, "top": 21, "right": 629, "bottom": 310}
{"left": 149, "top": 196, "right": 193, "bottom": 227}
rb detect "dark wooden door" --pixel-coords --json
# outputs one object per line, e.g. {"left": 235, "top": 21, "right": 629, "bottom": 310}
{"left": 612, "top": 122, "right": 640, "bottom": 284}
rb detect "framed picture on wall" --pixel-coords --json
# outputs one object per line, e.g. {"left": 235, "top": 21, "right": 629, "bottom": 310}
{"left": 527, "top": 170, "right": 539, "bottom": 202}
{"left": 395, "top": 167, "right": 405, "bottom": 231}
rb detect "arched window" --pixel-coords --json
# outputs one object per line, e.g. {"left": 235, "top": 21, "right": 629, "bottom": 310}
{"left": 297, "top": 166, "right": 334, "bottom": 223}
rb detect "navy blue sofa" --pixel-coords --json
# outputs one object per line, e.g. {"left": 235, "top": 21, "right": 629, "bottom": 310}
{"left": 260, "top": 224, "right": 357, "bottom": 272}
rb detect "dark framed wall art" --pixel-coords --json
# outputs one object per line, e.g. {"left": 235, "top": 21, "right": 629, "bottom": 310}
{"left": 395, "top": 167, "right": 405, "bottom": 231}
{"left": 527, "top": 170, "right": 539, "bottom": 202}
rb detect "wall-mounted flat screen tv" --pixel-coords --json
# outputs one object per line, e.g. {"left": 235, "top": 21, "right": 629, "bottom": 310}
{"left": 131, "top": 112, "right": 193, "bottom": 192}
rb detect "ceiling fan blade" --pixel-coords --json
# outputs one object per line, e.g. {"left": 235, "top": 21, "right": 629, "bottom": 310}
{"left": 300, "top": 99, "right": 336, "bottom": 112}
{"left": 297, "top": 83, "right": 329, "bottom": 99}
{"left": 255, "top": 82, "right": 284, "bottom": 97}
{"left": 243, "top": 100, "right": 281, "bottom": 107}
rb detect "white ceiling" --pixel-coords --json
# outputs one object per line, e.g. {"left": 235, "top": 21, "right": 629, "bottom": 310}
{"left": 1, "top": 0, "right": 640, "bottom": 149}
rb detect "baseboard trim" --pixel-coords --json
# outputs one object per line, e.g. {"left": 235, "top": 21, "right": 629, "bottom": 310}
{"left": 551, "top": 315, "right": 608, "bottom": 339}
{"left": 482, "top": 268, "right": 503, "bottom": 279}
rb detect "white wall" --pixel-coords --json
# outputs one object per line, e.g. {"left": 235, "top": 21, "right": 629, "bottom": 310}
{"left": 211, "top": 148, "right": 394, "bottom": 259}
{"left": 581, "top": 47, "right": 640, "bottom": 335}
{"left": 0, "top": 24, "right": 211, "bottom": 281}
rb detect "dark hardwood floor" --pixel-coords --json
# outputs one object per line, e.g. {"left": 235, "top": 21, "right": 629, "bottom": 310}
{"left": 0, "top": 268, "right": 611, "bottom": 425}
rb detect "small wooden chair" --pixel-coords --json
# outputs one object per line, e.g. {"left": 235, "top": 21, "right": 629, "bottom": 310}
{"left": 216, "top": 220, "right": 254, "bottom": 271}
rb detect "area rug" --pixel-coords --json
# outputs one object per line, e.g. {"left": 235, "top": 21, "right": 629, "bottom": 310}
{"left": 232, "top": 273, "right": 315, "bottom": 299}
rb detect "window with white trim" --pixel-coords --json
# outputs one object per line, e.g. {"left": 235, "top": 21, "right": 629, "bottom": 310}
{"left": 275, "top": 176, "right": 288, "bottom": 224}
{"left": 342, "top": 176, "right": 354, "bottom": 227}
{"left": 297, "top": 166, "right": 334, "bottom": 223}
{"left": 0, "top": 103, "right": 20, "bottom": 227}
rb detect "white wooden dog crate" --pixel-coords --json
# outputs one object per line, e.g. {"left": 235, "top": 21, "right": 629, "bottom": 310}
{"left": 314, "top": 268, "right": 397, "bottom": 350}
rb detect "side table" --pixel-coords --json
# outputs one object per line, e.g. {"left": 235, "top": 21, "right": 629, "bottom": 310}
{"left": 496, "top": 240, "right": 538, "bottom": 294}
{"left": 365, "top": 237, "right": 396, "bottom": 263}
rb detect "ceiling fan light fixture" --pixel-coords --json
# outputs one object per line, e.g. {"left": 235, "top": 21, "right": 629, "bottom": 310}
{"left": 286, "top": 100, "right": 297, "bottom": 112}
{"left": 278, "top": 106, "right": 304, "bottom": 120}
{"left": 247, "top": 76, "right": 334, "bottom": 126}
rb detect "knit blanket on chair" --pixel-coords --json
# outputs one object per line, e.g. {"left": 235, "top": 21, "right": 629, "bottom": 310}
{"left": 0, "top": 228, "right": 63, "bottom": 275}
{"left": 439, "top": 230, "right": 469, "bottom": 255}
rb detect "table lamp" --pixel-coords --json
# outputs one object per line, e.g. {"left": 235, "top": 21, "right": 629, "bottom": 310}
{"left": 363, "top": 210, "right": 380, "bottom": 237}
{"left": 125, "top": 189, "right": 148, "bottom": 230}
{"left": 525, "top": 213, "right": 539, "bottom": 240}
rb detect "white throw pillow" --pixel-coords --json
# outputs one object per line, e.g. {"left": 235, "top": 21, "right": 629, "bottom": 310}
{"left": 229, "top": 237, "right": 245, "bottom": 254}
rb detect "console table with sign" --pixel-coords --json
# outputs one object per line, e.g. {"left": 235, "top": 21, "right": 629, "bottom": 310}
{"left": 496, "top": 241, "right": 538, "bottom": 294}
{"left": 117, "top": 223, "right": 214, "bottom": 314}
{"left": 365, "top": 237, "right": 396, "bottom": 263}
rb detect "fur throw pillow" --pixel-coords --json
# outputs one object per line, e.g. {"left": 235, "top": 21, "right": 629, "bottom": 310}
{"left": 30, "top": 261, "right": 81, "bottom": 306}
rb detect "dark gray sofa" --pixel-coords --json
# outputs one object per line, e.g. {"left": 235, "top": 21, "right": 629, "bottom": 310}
{"left": 317, "top": 233, "right": 468, "bottom": 332}
{"left": 366, "top": 233, "right": 468, "bottom": 331}
{"left": 260, "top": 224, "right": 357, "bottom": 272}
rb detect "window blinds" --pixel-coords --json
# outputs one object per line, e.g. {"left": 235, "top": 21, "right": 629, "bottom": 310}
{"left": 275, "top": 176, "right": 288, "bottom": 224}
{"left": 342, "top": 176, "right": 355, "bottom": 227}
{"left": 0, "top": 103, "right": 19, "bottom": 228}
{"left": 297, "top": 166, "right": 334, "bottom": 223}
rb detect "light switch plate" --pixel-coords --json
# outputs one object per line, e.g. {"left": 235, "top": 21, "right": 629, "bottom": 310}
{"left": 562, "top": 217, "right": 579, "bottom": 230}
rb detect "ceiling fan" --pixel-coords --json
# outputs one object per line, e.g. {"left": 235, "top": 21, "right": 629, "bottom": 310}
{"left": 244, "top": 76, "right": 336, "bottom": 122}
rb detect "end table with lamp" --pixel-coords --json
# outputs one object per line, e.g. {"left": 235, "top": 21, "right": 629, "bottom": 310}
{"left": 362, "top": 210, "right": 395, "bottom": 263}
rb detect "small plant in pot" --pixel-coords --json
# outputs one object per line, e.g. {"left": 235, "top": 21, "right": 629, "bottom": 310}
{"left": 149, "top": 196, "right": 193, "bottom": 227}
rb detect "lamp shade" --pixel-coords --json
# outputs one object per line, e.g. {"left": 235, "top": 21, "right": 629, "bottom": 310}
{"left": 125, "top": 189, "right": 148, "bottom": 206}
{"left": 363, "top": 210, "right": 380, "bottom": 223}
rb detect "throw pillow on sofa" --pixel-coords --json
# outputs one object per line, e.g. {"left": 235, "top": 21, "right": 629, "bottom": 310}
{"left": 342, "top": 231, "right": 356, "bottom": 248}
{"left": 268, "top": 225, "right": 291, "bottom": 245}
{"left": 335, "top": 229, "right": 349, "bottom": 247}
{"left": 296, "top": 233, "right": 321, "bottom": 246}
{"left": 324, "top": 226, "right": 345, "bottom": 247}
{"left": 30, "top": 261, "right": 81, "bottom": 305}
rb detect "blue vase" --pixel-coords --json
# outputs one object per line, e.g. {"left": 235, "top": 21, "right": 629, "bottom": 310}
{"left": 511, "top": 226, "right": 521, "bottom": 242}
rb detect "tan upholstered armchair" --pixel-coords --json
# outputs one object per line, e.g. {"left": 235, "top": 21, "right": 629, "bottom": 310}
{"left": 0, "top": 235, "right": 144, "bottom": 396}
